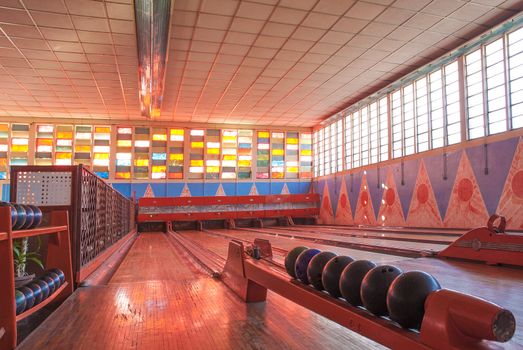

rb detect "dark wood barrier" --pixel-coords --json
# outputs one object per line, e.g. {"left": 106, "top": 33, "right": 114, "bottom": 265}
{"left": 9, "top": 165, "right": 136, "bottom": 284}
{"left": 137, "top": 193, "right": 320, "bottom": 223}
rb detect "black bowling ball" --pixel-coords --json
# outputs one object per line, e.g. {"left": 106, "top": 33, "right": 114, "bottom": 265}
{"left": 361, "top": 265, "right": 402, "bottom": 316}
{"left": 285, "top": 246, "right": 309, "bottom": 278}
{"left": 22, "top": 205, "right": 34, "bottom": 229}
{"left": 295, "top": 248, "right": 321, "bottom": 284}
{"left": 322, "top": 256, "right": 354, "bottom": 298}
{"left": 307, "top": 251, "right": 337, "bottom": 290}
{"left": 0, "top": 202, "right": 17, "bottom": 227}
{"left": 387, "top": 270, "right": 441, "bottom": 329}
{"left": 18, "top": 286, "right": 35, "bottom": 311}
{"left": 12, "top": 204, "right": 26, "bottom": 230}
{"left": 27, "top": 282, "right": 43, "bottom": 305}
{"left": 29, "top": 205, "right": 43, "bottom": 228}
{"left": 340, "top": 260, "right": 377, "bottom": 306}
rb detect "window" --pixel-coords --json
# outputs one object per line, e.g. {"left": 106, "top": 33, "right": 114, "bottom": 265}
{"left": 205, "top": 129, "right": 220, "bottom": 180}
{"left": 391, "top": 90, "right": 402, "bottom": 158}
{"left": 93, "top": 126, "right": 111, "bottom": 179}
{"left": 344, "top": 115, "right": 351, "bottom": 169}
{"left": 116, "top": 127, "right": 132, "bottom": 179}
{"left": 0, "top": 124, "right": 8, "bottom": 179}
{"left": 221, "top": 130, "right": 237, "bottom": 179}
{"left": 151, "top": 128, "right": 167, "bottom": 179}
{"left": 285, "top": 131, "right": 299, "bottom": 179}
{"left": 509, "top": 27, "right": 523, "bottom": 129}
{"left": 313, "top": 131, "right": 320, "bottom": 177}
{"left": 238, "top": 130, "right": 252, "bottom": 179}
{"left": 256, "top": 131, "right": 270, "bottom": 179}
{"left": 416, "top": 78, "right": 430, "bottom": 152}
{"left": 444, "top": 61, "right": 461, "bottom": 145}
{"left": 168, "top": 129, "right": 184, "bottom": 179}
{"left": 74, "top": 125, "right": 92, "bottom": 167}
{"left": 271, "top": 132, "right": 285, "bottom": 179}
{"left": 55, "top": 125, "right": 73, "bottom": 166}
{"left": 134, "top": 127, "right": 150, "bottom": 179}
{"left": 299, "top": 132, "right": 312, "bottom": 178}
{"left": 10, "top": 124, "right": 29, "bottom": 166}
{"left": 189, "top": 129, "right": 204, "bottom": 179}
{"left": 35, "top": 125, "right": 54, "bottom": 165}
{"left": 335, "top": 120, "right": 343, "bottom": 172}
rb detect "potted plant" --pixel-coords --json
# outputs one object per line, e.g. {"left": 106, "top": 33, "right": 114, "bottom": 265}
{"left": 13, "top": 237, "right": 44, "bottom": 287}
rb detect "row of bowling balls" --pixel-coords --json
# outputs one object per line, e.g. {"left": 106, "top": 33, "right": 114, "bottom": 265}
{"left": 0, "top": 202, "right": 43, "bottom": 230}
{"left": 15, "top": 268, "right": 65, "bottom": 315}
{"left": 285, "top": 247, "right": 441, "bottom": 330}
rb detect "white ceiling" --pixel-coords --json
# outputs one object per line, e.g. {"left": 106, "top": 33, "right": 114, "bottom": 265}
{"left": 0, "top": 0, "right": 522, "bottom": 128}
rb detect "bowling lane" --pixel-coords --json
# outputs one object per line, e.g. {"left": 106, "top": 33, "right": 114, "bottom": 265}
{"left": 235, "top": 227, "right": 448, "bottom": 254}
{"left": 179, "top": 229, "right": 407, "bottom": 264}
{"left": 286, "top": 225, "right": 457, "bottom": 244}
{"left": 301, "top": 224, "right": 464, "bottom": 236}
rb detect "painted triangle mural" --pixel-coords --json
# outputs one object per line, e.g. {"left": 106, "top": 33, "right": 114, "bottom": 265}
{"left": 496, "top": 138, "right": 523, "bottom": 230}
{"left": 377, "top": 169, "right": 405, "bottom": 226}
{"left": 444, "top": 152, "right": 489, "bottom": 228}
{"left": 335, "top": 175, "right": 354, "bottom": 225}
{"left": 249, "top": 183, "right": 258, "bottom": 195}
{"left": 281, "top": 183, "right": 290, "bottom": 195}
{"left": 354, "top": 174, "right": 376, "bottom": 225}
{"left": 180, "top": 183, "right": 191, "bottom": 197}
{"left": 319, "top": 181, "right": 335, "bottom": 224}
{"left": 215, "top": 184, "right": 226, "bottom": 196}
{"left": 406, "top": 160, "right": 443, "bottom": 227}
{"left": 143, "top": 184, "right": 155, "bottom": 198}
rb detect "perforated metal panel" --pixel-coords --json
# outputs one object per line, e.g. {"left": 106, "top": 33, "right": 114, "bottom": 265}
{"left": 15, "top": 171, "right": 72, "bottom": 205}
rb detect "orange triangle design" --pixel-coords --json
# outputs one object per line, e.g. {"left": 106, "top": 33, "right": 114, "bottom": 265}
{"left": 496, "top": 138, "right": 523, "bottom": 230}
{"left": 319, "top": 182, "right": 335, "bottom": 224}
{"left": 143, "top": 184, "right": 155, "bottom": 198}
{"left": 180, "top": 184, "right": 191, "bottom": 197}
{"left": 354, "top": 174, "right": 376, "bottom": 225}
{"left": 377, "top": 169, "right": 405, "bottom": 226}
{"left": 406, "top": 160, "right": 443, "bottom": 227}
{"left": 281, "top": 183, "right": 290, "bottom": 195}
{"left": 216, "top": 184, "right": 226, "bottom": 196}
{"left": 335, "top": 176, "right": 354, "bottom": 225}
{"left": 444, "top": 152, "right": 489, "bottom": 228}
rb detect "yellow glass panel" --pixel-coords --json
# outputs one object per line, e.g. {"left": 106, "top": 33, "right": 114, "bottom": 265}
{"left": 135, "top": 159, "right": 149, "bottom": 166}
{"left": 206, "top": 166, "right": 219, "bottom": 173}
{"left": 171, "top": 129, "right": 184, "bottom": 135}
{"left": 191, "top": 141, "right": 204, "bottom": 148}
{"left": 222, "top": 136, "right": 236, "bottom": 142}
{"left": 117, "top": 140, "right": 132, "bottom": 147}
{"left": 116, "top": 172, "right": 131, "bottom": 179}
{"left": 207, "top": 148, "right": 220, "bottom": 154}
{"left": 12, "top": 145, "right": 28, "bottom": 152}
{"left": 95, "top": 127, "right": 111, "bottom": 133}
{"left": 56, "top": 153, "right": 72, "bottom": 159}
{"left": 223, "top": 155, "right": 236, "bottom": 160}
{"left": 153, "top": 134, "right": 167, "bottom": 141}
{"left": 272, "top": 149, "right": 284, "bottom": 156}
{"left": 287, "top": 167, "right": 298, "bottom": 173}
{"left": 57, "top": 132, "right": 73, "bottom": 139}
{"left": 170, "top": 154, "right": 183, "bottom": 160}
{"left": 238, "top": 160, "right": 251, "bottom": 167}
{"left": 94, "top": 153, "right": 109, "bottom": 159}
{"left": 0, "top": 124, "right": 8, "bottom": 132}
{"left": 37, "top": 139, "right": 53, "bottom": 145}
{"left": 287, "top": 138, "right": 298, "bottom": 144}
{"left": 75, "top": 146, "right": 91, "bottom": 152}
{"left": 301, "top": 150, "right": 312, "bottom": 156}
{"left": 258, "top": 131, "right": 269, "bottom": 138}
{"left": 190, "top": 160, "right": 204, "bottom": 166}
{"left": 152, "top": 165, "right": 166, "bottom": 173}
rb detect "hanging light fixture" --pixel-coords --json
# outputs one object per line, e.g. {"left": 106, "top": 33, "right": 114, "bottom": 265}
{"left": 134, "top": 0, "right": 172, "bottom": 118}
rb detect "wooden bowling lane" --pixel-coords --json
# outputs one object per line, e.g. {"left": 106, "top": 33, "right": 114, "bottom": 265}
{"left": 180, "top": 229, "right": 406, "bottom": 264}
{"left": 300, "top": 224, "right": 464, "bottom": 237}
{"left": 285, "top": 225, "right": 457, "bottom": 244}
{"left": 18, "top": 231, "right": 386, "bottom": 350}
{"left": 235, "top": 227, "right": 448, "bottom": 256}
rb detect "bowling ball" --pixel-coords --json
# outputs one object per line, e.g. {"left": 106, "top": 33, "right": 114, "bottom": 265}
{"left": 322, "top": 256, "right": 354, "bottom": 298}
{"left": 46, "top": 271, "right": 62, "bottom": 289}
{"left": 307, "top": 251, "right": 337, "bottom": 290}
{"left": 361, "top": 265, "right": 402, "bottom": 316}
{"left": 49, "top": 268, "right": 65, "bottom": 285}
{"left": 27, "top": 282, "right": 43, "bottom": 305}
{"left": 35, "top": 279, "right": 50, "bottom": 300}
{"left": 387, "top": 271, "right": 441, "bottom": 329}
{"left": 285, "top": 246, "right": 309, "bottom": 278}
{"left": 0, "top": 202, "right": 17, "bottom": 227}
{"left": 41, "top": 275, "right": 56, "bottom": 294}
{"left": 12, "top": 204, "right": 26, "bottom": 230}
{"left": 29, "top": 205, "right": 43, "bottom": 228}
{"left": 295, "top": 248, "right": 321, "bottom": 284}
{"left": 22, "top": 205, "right": 34, "bottom": 229}
{"left": 15, "top": 289, "right": 26, "bottom": 315}
{"left": 18, "top": 286, "right": 35, "bottom": 311}
{"left": 340, "top": 260, "right": 377, "bottom": 306}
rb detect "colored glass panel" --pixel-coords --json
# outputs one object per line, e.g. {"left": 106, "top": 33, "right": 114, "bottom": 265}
{"left": 134, "top": 127, "right": 150, "bottom": 179}
{"left": 169, "top": 129, "right": 184, "bottom": 179}
{"left": 237, "top": 130, "right": 252, "bottom": 179}
{"left": 74, "top": 125, "right": 92, "bottom": 167}
{"left": 271, "top": 132, "right": 284, "bottom": 179}
{"left": 299, "top": 132, "right": 312, "bottom": 179}
{"left": 10, "top": 124, "right": 29, "bottom": 166}
{"left": 205, "top": 129, "right": 220, "bottom": 179}
{"left": 0, "top": 124, "right": 8, "bottom": 179}
{"left": 189, "top": 129, "right": 204, "bottom": 179}
{"left": 36, "top": 124, "right": 54, "bottom": 165}
{"left": 286, "top": 131, "right": 299, "bottom": 179}
{"left": 116, "top": 127, "right": 132, "bottom": 179}
{"left": 221, "top": 130, "right": 237, "bottom": 179}
{"left": 93, "top": 126, "right": 110, "bottom": 178}
{"left": 54, "top": 125, "right": 73, "bottom": 165}
{"left": 151, "top": 127, "right": 167, "bottom": 179}
{"left": 256, "top": 131, "right": 269, "bottom": 179}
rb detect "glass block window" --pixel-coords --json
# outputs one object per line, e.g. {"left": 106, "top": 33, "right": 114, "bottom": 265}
{"left": 189, "top": 129, "right": 204, "bottom": 179}
{"left": 256, "top": 131, "right": 270, "bottom": 179}
{"left": 93, "top": 126, "right": 111, "bottom": 179}
{"left": 509, "top": 27, "right": 523, "bottom": 129}
{"left": 35, "top": 124, "right": 54, "bottom": 165}
{"left": 285, "top": 131, "right": 299, "bottom": 179}
{"left": 115, "top": 127, "right": 132, "bottom": 179}
{"left": 271, "top": 132, "right": 285, "bottom": 179}
{"left": 221, "top": 129, "right": 237, "bottom": 179}
{"left": 205, "top": 129, "right": 220, "bottom": 180}
{"left": 0, "top": 124, "right": 8, "bottom": 179}
{"left": 74, "top": 125, "right": 92, "bottom": 167}
{"left": 465, "top": 49, "right": 485, "bottom": 139}
{"left": 416, "top": 77, "right": 430, "bottom": 152}
{"left": 55, "top": 125, "right": 73, "bottom": 165}
{"left": 300, "top": 132, "right": 312, "bottom": 178}
{"left": 10, "top": 124, "right": 29, "bottom": 166}
{"left": 379, "top": 97, "right": 389, "bottom": 161}
{"left": 151, "top": 128, "right": 167, "bottom": 179}
{"left": 429, "top": 69, "right": 445, "bottom": 149}
{"left": 168, "top": 129, "right": 184, "bottom": 179}
{"left": 133, "top": 127, "right": 150, "bottom": 179}
{"left": 237, "top": 130, "right": 252, "bottom": 179}
{"left": 444, "top": 61, "right": 461, "bottom": 145}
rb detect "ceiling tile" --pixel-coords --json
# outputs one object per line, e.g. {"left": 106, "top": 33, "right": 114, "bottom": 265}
{"left": 236, "top": 2, "right": 274, "bottom": 20}
{"left": 345, "top": 2, "right": 386, "bottom": 20}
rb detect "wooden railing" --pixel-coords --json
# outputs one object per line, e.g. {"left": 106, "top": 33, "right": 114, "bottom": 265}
{"left": 0, "top": 207, "right": 73, "bottom": 350}
{"left": 138, "top": 194, "right": 320, "bottom": 222}
{"left": 9, "top": 165, "right": 136, "bottom": 284}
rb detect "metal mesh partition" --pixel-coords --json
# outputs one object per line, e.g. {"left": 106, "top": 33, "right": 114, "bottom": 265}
{"left": 10, "top": 165, "right": 135, "bottom": 282}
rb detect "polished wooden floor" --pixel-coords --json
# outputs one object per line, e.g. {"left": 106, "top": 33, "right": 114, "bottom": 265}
{"left": 18, "top": 233, "right": 384, "bottom": 349}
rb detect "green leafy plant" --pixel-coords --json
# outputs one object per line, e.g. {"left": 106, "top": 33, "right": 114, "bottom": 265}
{"left": 13, "top": 237, "right": 44, "bottom": 278}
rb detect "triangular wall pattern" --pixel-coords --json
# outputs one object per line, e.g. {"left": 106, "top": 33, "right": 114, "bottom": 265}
{"left": 335, "top": 176, "right": 354, "bottom": 225}
{"left": 406, "top": 160, "right": 443, "bottom": 227}
{"left": 143, "top": 184, "right": 155, "bottom": 198}
{"left": 319, "top": 182, "right": 335, "bottom": 224}
{"left": 249, "top": 183, "right": 258, "bottom": 195}
{"left": 444, "top": 152, "right": 489, "bottom": 228}
{"left": 367, "top": 168, "right": 385, "bottom": 219}
{"left": 377, "top": 169, "right": 405, "bottom": 226}
{"left": 180, "top": 184, "right": 191, "bottom": 197}
{"left": 354, "top": 174, "right": 376, "bottom": 225}
{"left": 346, "top": 172, "right": 362, "bottom": 216}
{"left": 425, "top": 151, "right": 461, "bottom": 219}
{"left": 496, "top": 138, "right": 523, "bottom": 230}
{"left": 281, "top": 183, "right": 290, "bottom": 194}
{"left": 391, "top": 159, "right": 419, "bottom": 219}
{"left": 216, "top": 184, "right": 226, "bottom": 196}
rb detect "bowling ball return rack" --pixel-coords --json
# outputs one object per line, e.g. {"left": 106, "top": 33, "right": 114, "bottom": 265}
{"left": 172, "top": 228, "right": 517, "bottom": 350}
